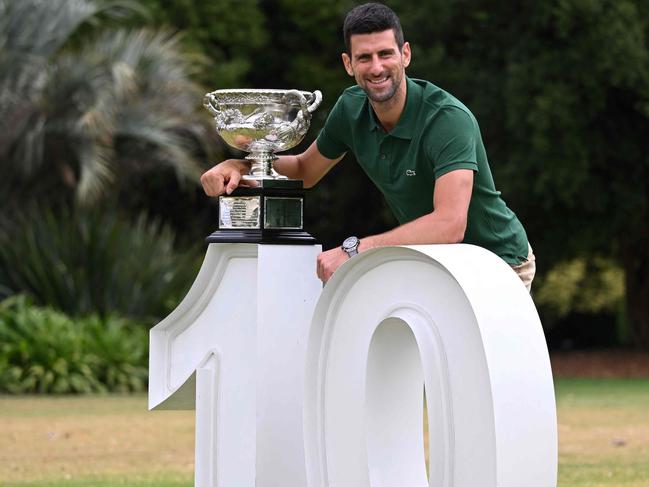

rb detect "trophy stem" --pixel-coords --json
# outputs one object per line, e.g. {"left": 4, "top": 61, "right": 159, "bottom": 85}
{"left": 245, "top": 151, "right": 286, "bottom": 180}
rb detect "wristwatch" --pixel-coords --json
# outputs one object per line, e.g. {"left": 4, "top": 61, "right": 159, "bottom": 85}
{"left": 342, "top": 236, "right": 360, "bottom": 257}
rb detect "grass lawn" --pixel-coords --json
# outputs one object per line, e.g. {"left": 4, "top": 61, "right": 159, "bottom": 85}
{"left": 0, "top": 395, "right": 194, "bottom": 486}
{"left": 556, "top": 378, "right": 649, "bottom": 486}
{"left": 1, "top": 379, "right": 648, "bottom": 486}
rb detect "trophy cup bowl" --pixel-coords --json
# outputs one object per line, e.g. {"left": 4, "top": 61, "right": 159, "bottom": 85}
{"left": 204, "top": 89, "right": 322, "bottom": 180}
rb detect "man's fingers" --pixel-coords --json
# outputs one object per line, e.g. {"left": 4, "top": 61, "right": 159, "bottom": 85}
{"left": 316, "top": 254, "right": 324, "bottom": 282}
{"left": 238, "top": 179, "right": 259, "bottom": 188}
{"left": 323, "top": 267, "right": 332, "bottom": 283}
{"left": 200, "top": 159, "right": 250, "bottom": 197}
{"left": 201, "top": 169, "right": 246, "bottom": 196}
{"left": 316, "top": 248, "right": 348, "bottom": 284}
{"left": 214, "top": 174, "right": 225, "bottom": 195}
{"left": 201, "top": 172, "right": 225, "bottom": 196}
{"left": 316, "top": 254, "right": 334, "bottom": 283}
{"left": 225, "top": 171, "right": 241, "bottom": 194}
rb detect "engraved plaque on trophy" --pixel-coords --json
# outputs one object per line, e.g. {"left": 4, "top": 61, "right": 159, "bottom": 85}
{"left": 203, "top": 89, "right": 322, "bottom": 244}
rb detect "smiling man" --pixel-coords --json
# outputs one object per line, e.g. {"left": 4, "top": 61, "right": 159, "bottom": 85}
{"left": 200, "top": 2, "right": 536, "bottom": 290}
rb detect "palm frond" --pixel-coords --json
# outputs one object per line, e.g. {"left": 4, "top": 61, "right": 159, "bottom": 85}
{"left": 75, "top": 140, "right": 116, "bottom": 205}
{"left": 0, "top": 2, "right": 216, "bottom": 204}
{"left": 1, "top": 0, "right": 99, "bottom": 58}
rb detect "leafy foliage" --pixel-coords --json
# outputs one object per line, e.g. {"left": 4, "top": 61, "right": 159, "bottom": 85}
{"left": 534, "top": 257, "right": 625, "bottom": 323}
{"left": 0, "top": 206, "right": 201, "bottom": 321}
{"left": 134, "top": 0, "right": 268, "bottom": 88}
{"left": 0, "top": 295, "right": 148, "bottom": 394}
{"left": 84, "top": 312, "right": 149, "bottom": 392}
{"left": 0, "top": 0, "right": 215, "bottom": 208}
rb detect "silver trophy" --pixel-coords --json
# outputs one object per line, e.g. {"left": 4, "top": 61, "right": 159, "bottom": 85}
{"left": 204, "top": 89, "right": 322, "bottom": 180}
{"left": 203, "top": 89, "right": 322, "bottom": 244}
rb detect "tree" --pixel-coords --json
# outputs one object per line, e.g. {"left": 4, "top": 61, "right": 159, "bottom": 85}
{"left": 0, "top": 0, "right": 215, "bottom": 209}
{"left": 134, "top": 0, "right": 268, "bottom": 88}
{"left": 504, "top": 0, "right": 649, "bottom": 348}
{"left": 394, "top": 0, "right": 649, "bottom": 347}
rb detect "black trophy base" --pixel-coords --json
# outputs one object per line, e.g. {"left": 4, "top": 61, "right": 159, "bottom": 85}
{"left": 205, "top": 228, "right": 317, "bottom": 245}
{"left": 205, "top": 183, "right": 317, "bottom": 245}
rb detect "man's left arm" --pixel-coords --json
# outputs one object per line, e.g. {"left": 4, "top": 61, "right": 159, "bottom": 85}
{"left": 317, "top": 169, "right": 474, "bottom": 282}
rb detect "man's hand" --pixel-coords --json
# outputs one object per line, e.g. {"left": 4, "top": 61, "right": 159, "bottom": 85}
{"left": 200, "top": 159, "right": 253, "bottom": 196}
{"left": 317, "top": 247, "right": 350, "bottom": 283}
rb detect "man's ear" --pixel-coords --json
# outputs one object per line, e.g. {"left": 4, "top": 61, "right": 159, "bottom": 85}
{"left": 341, "top": 52, "right": 354, "bottom": 77}
{"left": 402, "top": 41, "right": 412, "bottom": 68}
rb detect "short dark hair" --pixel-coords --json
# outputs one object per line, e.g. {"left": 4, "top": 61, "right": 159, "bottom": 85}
{"left": 343, "top": 3, "right": 404, "bottom": 53}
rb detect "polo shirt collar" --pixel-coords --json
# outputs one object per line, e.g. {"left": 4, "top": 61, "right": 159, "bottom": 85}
{"left": 368, "top": 102, "right": 382, "bottom": 132}
{"left": 367, "top": 76, "right": 420, "bottom": 140}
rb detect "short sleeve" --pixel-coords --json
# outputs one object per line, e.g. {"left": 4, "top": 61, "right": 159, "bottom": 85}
{"left": 426, "top": 107, "right": 480, "bottom": 179}
{"left": 316, "top": 96, "right": 350, "bottom": 159}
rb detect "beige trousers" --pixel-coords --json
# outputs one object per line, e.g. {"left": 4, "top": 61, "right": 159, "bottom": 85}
{"left": 510, "top": 244, "right": 536, "bottom": 292}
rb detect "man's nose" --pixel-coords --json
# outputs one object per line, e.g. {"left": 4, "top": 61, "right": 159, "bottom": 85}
{"left": 369, "top": 55, "right": 383, "bottom": 75}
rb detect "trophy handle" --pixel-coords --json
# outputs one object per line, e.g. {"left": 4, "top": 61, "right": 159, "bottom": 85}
{"left": 204, "top": 93, "right": 245, "bottom": 130}
{"left": 275, "top": 90, "right": 317, "bottom": 147}
{"left": 282, "top": 90, "right": 309, "bottom": 118}
{"left": 203, "top": 92, "right": 221, "bottom": 117}
{"left": 283, "top": 90, "right": 322, "bottom": 119}
{"left": 306, "top": 90, "right": 322, "bottom": 114}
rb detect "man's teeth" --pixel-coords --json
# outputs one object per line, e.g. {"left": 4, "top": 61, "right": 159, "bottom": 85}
{"left": 369, "top": 77, "right": 388, "bottom": 84}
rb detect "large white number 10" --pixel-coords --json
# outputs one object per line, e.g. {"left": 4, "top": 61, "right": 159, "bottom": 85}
{"left": 149, "top": 243, "right": 557, "bottom": 487}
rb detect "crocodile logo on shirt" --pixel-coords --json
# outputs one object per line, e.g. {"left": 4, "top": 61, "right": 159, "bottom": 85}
{"left": 405, "top": 169, "right": 416, "bottom": 176}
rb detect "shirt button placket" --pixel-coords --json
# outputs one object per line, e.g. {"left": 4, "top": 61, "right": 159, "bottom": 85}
{"left": 378, "top": 139, "right": 389, "bottom": 180}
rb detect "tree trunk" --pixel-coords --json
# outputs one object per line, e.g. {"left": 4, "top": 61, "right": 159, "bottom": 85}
{"left": 620, "top": 238, "right": 649, "bottom": 349}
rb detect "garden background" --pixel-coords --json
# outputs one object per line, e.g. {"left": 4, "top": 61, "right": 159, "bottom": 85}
{"left": 1, "top": 0, "right": 648, "bottom": 485}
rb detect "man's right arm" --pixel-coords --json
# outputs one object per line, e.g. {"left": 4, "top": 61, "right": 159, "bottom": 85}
{"left": 273, "top": 140, "right": 344, "bottom": 188}
{"left": 200, "top": 140, "right": 344, "bottom": 196}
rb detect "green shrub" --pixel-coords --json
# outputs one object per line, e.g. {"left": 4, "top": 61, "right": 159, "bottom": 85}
{"left": 535, "top": 257, "right": 625, "bottom": 319}
{"left": 0, "top": 295, "right": 148, "bottom": 394}
{"left": 0, "top": 206, "right": 201, "bottom": 323}
{"left": 534, "top": 256, "right": 626, "bottom": 342}
{"left": 84, "top": 314, "right": 148, "bottom": 393}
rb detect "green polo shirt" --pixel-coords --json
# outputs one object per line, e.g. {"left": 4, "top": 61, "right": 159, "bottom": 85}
{"left": 316, "top": 77, "right": 529, "bottom": 265}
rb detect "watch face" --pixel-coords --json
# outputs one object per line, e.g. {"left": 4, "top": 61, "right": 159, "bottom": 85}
{"left": 343, "top": 236, "right": 358, "bottom": 250}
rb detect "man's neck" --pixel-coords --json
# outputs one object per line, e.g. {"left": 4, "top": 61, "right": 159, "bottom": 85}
{"left": 370, "top": 82, "right": 407, "bottom": 133}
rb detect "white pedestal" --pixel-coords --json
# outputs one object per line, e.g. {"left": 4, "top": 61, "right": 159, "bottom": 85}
{"left": 149, "top": 243, "right": 323, "bottom": 487}
{"left": 149, "top": 243, "right": 557, "bottom": 487}
{"left": 304, "top": 244, "right": 557, "bottom": 487}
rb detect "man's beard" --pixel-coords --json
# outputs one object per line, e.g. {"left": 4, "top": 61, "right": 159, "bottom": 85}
{"left": 363, "top": 72, "right": 403, "bottom": 104}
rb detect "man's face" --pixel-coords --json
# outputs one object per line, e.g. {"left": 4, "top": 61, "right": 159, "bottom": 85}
{"left": 342, "top": 29, "right": 411, "bottom": 104}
